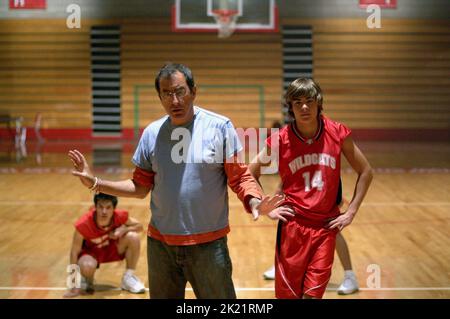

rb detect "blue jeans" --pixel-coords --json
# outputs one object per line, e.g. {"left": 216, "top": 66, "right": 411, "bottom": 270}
{"left": 147, "top": 236, "right": 236, "bottom": 299}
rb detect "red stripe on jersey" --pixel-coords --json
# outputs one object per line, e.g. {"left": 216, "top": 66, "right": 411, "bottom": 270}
{"left": 147, "top": 224, "right": 230, "bottom": 246}
{"left": 132, "top": 167, "right": 155, "bottom": 188}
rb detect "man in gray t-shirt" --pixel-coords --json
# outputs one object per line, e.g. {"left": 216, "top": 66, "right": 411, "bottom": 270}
{"left": 68, "top": 63, "right": 282, "bottom": 299}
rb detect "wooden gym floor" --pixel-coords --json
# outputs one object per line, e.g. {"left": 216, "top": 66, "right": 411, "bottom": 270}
{"left": 0, "top": 140, "right": 448, "bottom": 299}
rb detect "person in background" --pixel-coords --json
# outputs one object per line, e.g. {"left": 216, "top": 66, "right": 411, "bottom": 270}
{"left": 64, "top": 193, "right": 145, "bottom": 298}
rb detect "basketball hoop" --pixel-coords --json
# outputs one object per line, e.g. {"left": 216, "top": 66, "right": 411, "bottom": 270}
{"left": 212, "top": 9, "right": 239, "bottom": 38}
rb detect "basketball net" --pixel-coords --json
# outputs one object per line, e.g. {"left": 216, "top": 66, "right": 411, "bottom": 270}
{"left": 212, "top": 9, "right": 238, "bottom": 38}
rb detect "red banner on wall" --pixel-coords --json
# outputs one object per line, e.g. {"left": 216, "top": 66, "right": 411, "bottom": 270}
{"left": 359, "top": 0, "right": 397, "bottom": 8}
{"left": 9, "top": 0, "right": 46, "bottom": 9}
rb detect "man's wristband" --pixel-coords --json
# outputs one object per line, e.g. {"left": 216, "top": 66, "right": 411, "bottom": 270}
{"left": 89, "top": 177, "right": 101, "bottom": 194}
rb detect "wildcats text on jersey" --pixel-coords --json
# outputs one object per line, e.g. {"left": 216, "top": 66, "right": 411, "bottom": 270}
{"left": 288, "top": 153, "right": 336, "bottom": 174}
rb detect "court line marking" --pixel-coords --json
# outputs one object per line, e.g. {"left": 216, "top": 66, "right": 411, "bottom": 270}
{"left": 0, "top": 287, "right": 449, "bottom": 291}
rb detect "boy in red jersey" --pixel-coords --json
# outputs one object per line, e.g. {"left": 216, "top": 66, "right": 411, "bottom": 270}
{"left": 249, "top": 78, "right": 373, "bottom": 299}
{"left": 64, "top": 193, "right": 145, "bottom": 298}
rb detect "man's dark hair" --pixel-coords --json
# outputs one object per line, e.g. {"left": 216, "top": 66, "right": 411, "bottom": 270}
{"left": 154, "top": 63, "right": 195, "bottom": 94}
{"left": 284, "top": 78, "right": 323, "bottom": 118}
{"left": 94, "top": 193, "right": 118, "bottom": 208}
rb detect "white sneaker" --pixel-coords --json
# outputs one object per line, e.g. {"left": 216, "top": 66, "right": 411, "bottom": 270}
{"left": 337, "top": 274, "right": 359, "bottom": 295}
{"left": 263, "top": 266, "right": 275, "bottom": 280}
{"left": 121, "top": 273, "right": 145, "bottom": 294}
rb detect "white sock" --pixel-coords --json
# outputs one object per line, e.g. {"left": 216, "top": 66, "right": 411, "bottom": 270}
{"left": 125, "top": 269, "right": 135, "bottom": 276}
{"left": 344, "top": 270, "right": 356, "bottom": 278}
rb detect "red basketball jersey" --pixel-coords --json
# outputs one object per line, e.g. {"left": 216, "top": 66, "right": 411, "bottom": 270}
{"left": 75, "top": 209, "right": 129, "bottom": 251}
{"left": 267, "top": 116, "right": 351, "bottom": 224}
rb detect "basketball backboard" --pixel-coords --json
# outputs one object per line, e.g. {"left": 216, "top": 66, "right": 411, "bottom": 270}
{"left": 172, "top": 0, "right": 278, "bottom": 34}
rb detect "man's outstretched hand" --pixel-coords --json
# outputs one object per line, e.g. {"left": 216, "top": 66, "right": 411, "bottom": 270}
{"left": 68, "top": 149, "right": 95, "bottom": 188}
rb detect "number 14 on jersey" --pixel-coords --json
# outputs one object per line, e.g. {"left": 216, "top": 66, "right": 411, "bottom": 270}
{"left": 302, "top": 170, "right": 324, "bottom": 192}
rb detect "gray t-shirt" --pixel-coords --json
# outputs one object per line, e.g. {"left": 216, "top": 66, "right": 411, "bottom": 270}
{"left": 132, "top": 106, "right": 242, "bottom": 236}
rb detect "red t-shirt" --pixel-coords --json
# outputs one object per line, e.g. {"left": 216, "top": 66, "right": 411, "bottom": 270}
{"left": 75, "top": 209, "right": 129, "bottom": 252}
{"left": 267, "top": 116, "right": 351, "bottom": 224}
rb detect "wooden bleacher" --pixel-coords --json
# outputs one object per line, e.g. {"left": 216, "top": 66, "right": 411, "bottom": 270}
{"left": 0, "top": 18, "right": 448, "bottom": 138}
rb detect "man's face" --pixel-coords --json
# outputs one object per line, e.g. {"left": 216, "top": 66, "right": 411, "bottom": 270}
{"left": 290, "top": 96, "right": 320, "bottom": 125}
{"left": 95, "top": 199, "right": 115, "bottom": 227}
{"left": 158, "top": 71, "right": 196, "bottom": 126}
